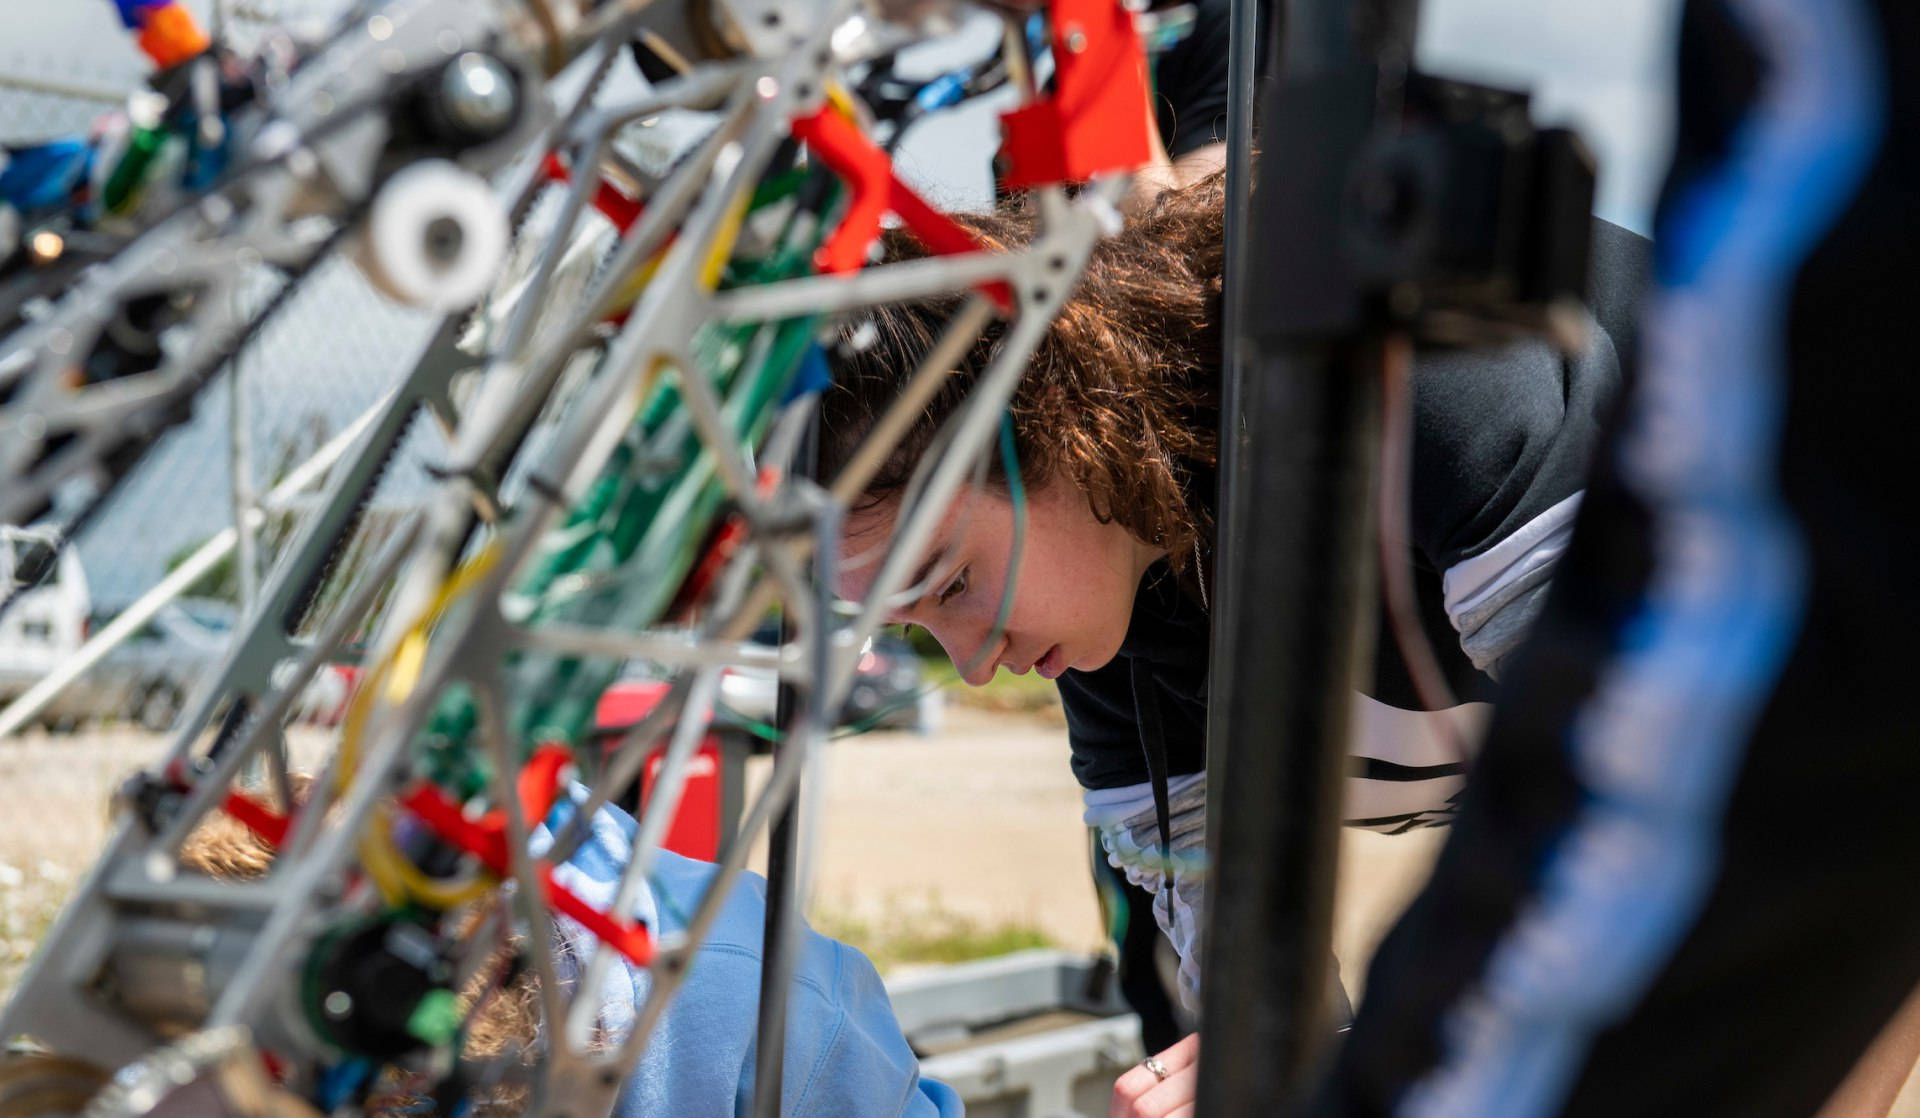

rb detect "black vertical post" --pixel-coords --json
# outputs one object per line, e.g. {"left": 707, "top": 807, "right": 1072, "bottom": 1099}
{"left": 1204, "top": 0, "right": 1264, "bottom": 810}
{"left": 752, "top": 420, "right": 819, "bottom": 1118}
{"left": 1199, "top": 0, "right": 1417, "bottom": 1112}
{"left": 754, "top": 733, "right": 799, "bottom": 1118}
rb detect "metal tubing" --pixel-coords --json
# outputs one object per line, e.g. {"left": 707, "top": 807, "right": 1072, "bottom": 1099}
{"left": 709, "top": 254, "right": 1017, "bottom": 324}
{"left": 469, "top": 671, "right": 573, "bottom": 1094}
{"left": 754, "top": 674, "right": 802, "bottom": 1118}
{"left": 1197, "top": 340, "right": 1378, "bottom": 1115}
{"left": 508, "top": 623, "right": 782, "bottom": 670}
{"left": 565, "top": 664, "right": 723, "bottom": 1049}
{"left": 229, "top": 352, "right": 260, "bottom": 614}
{"left": 1202, "top": 0, "right": 1263, "bottom": 889}
{"left": 147, "top": 516, "right": 424, "bottom": 862}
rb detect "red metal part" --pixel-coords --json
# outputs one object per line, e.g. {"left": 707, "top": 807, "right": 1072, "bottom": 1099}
{"left": 997, "top": 0, "right": 1153, "bottom": 190}
{"left": 638, "top": 741, "right": 724, "bottom": 863}
{"left": 592, "top": 681, "right": 729, "bottom": 862}
{"left": 398, "top": 764, "right": 656, "bottom": 968}
{"left": 541, "top": 152, "right": 645, "bottom": 234}
{"left": 790, "top": 107, "right": 1014, "bottom": 310}
{"left": 593, "top": 679, "right": 674, "bottom": 735}
{"left": 515, "top": 742, "right": 574, "bottom": 823}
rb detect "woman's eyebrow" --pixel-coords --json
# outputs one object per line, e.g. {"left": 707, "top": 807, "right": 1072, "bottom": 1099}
{"left": 906, "top": 548, "right": 948, "bottom": 599}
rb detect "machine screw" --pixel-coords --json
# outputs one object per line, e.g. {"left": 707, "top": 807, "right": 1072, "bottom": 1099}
{"left": 442, "top": 53, "right": 518, "bottom": 139}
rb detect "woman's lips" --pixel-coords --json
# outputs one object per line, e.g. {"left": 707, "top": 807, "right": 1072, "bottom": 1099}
{"left": 1036, "top": 645, "right": 1066, "bottom": 680}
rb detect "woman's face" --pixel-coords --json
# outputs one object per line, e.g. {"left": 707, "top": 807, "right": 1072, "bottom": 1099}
{"left": 837, "top": 480, "right": 1162, "bottom": 686}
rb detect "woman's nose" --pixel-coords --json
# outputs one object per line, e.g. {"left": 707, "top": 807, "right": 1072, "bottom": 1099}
{"left": 926, "top": 623, "right": 998, "bottom": 687}
{"left": 956, "top": 653, "right": 997, "bottom": 688}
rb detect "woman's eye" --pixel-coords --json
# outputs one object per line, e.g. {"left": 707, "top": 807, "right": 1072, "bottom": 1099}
{"left": 937, "top": 567, "right": 969, "bottom": 605}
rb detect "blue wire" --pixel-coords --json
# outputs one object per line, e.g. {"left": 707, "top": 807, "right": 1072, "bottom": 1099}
{"left": 913, "top": 71, "right": 970, "bottom": 114}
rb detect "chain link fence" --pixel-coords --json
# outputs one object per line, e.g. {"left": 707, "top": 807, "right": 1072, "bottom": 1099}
{"left": 0, "top": 3, "right": 452, "bottom": 996}
{"left": 0, "top": 1, "right": 1017, "bottom": 1007}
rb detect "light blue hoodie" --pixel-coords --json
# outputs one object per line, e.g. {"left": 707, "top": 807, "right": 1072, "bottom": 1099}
{"left": 543, "top": 794, "right": 964, "bottom": 1117}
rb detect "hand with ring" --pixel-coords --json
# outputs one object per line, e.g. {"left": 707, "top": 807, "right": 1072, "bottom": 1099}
{"left": 1111, "top": 1033, "right": 1200, "bottom": 1118}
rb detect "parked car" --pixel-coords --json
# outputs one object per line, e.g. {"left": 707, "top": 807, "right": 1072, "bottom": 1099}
{"left": 0, "top": 532, "right": 95, "bottom": 731}
{"left": 715, "top": 624, "right": 941, "bottom": 737}
{"left": 1, "top": 526, "right": 63, "bottom": 598}
{"left": 91, "top": 599, "right": 237, "bottom": 731}
{"left": 3, "top": 526, "right": 244, "bottom": 733}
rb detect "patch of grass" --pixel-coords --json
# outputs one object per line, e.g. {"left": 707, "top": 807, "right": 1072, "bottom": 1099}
{"left": 0, "top": 860, "right": 76, "bottom": 1001}
{"left": 811, "top": 893, "right": 1057, "bottom": 974}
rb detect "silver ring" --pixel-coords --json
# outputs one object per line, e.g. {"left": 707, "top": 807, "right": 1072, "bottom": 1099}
{"left": 1142, "top": 1056, "right": 1170, "bottom": 1082}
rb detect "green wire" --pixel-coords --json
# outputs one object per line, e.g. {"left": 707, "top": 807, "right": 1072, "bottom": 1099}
{"left": 416, "top": 181, "right": 840, "bottom": 795}
{"left": 829, "top": 677, "right": 946, "bottom": 739}
{"left": 750, "top": 166, "right": 810, "bottom": 210}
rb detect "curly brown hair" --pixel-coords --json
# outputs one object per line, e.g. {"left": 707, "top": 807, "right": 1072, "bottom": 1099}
{"left": 819, "top": 172, "right": 1226, "bottom": 580}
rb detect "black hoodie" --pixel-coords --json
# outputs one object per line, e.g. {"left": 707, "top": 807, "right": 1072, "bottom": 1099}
{"left": 1058, "top": 219, "right": 1653, "bottom": 831}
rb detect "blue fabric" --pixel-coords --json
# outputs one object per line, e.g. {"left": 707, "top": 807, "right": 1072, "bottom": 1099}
{"left": 1396, "top": 1, "right": 1885, "bottom": 1114}
{"left": 542, "top": 796, "right": 963, "bottom": 1117}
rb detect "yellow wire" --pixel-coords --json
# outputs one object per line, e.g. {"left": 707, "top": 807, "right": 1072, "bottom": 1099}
{"left": 337, "top": 542, "right": 503, "bottom": 793}
{"left": 823, "top": 78, "right": 862, "bottom": 125}
{"left": 334, "top": 542, "right": 505, "bottom": 908}
{"left": 358, "top": 809, "right": 496, "bottom": 910}
{"left": 597, "top": 246, "right": 669, "bottom": 321}
{"left": 699, "top": 188, "right": 753, "bottom": 293}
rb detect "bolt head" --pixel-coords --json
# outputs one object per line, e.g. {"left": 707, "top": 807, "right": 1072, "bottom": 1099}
{"left": 443, "top": 53, "right": 518, "bottom": 138}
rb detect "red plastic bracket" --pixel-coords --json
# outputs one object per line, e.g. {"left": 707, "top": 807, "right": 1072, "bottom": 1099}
{"left": 669, "top": 466, "right": 780, "bottom": 617}
{"left": 398, "top": 754, "right": 655, "bottom": 969}
{"left": 515, "top": 742, "right": 574, "bottom": 823}
{"left": 222, "top": 791, "right": 291, "bottom": 848}
{"left": 790, "top": 107, "right": 1014, "bottom": 311}
{"left": 997, "top": 0, "right": 1153, "bottom": 190}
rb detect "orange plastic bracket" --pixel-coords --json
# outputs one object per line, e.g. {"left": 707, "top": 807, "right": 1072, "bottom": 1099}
{"left": 136, "top": 4, "right": 210, "bottom": 69}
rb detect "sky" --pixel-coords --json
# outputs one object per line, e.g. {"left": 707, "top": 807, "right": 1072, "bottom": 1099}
{"left": 2, "top": 0, "right": 1679, "bottom": 604}
{"left": 886, "top": 0, "right": 1678, "bottom": 232}
{"left": 1418, "top": 0, "right": 1677, "bottom": 233}
{"left": 7, "top": 0, "right": 1678, "bottom": 226}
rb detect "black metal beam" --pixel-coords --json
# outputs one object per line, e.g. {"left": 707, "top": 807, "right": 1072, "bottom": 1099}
{"left": 1198, "top": 0, "right": 1418, "bottom": 1111}
{"left": 751, "top": 418, "right": 819, "bottom": 1117}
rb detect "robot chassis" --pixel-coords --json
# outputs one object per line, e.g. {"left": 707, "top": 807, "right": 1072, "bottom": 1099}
{"left": 0, "top": 0, "right": 1155, "bottom": 1114}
